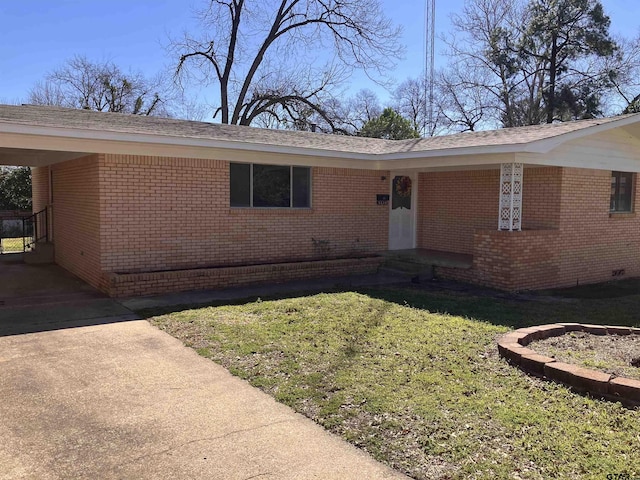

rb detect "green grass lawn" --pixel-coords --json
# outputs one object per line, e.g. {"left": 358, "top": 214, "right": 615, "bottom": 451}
{"left": 147, "top": 285, "right": 640, "bottom": 480}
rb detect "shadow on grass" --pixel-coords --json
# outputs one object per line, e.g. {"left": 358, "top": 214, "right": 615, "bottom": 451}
{"left": 359, "top": 283, "right": 640, "bottom": 329}
{"left": 135, "top": 279, "right": 640, "bottom": 331}
{"left": 134, "top": 288, "right": 343, "bottom": 319}
{"left": 537, "top": 278, "right": 640, "bottom": 299}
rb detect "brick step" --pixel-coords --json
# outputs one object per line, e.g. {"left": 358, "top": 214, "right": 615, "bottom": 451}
{"left": 24, "top": 242, "right": 54, "bottom": 264}
{"left": 381, "top": 249, "right": 473, "bottom": 269}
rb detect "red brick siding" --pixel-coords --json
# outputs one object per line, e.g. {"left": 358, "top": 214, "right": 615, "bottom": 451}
{"left": 50, "top": 155, "right": 104, "bottom": 291}
{"left": 555, "top": 167, "right": 640, "bottom": 287}
{"left": 47, "top": 153, "right": 638, "bottom": 295}
{"left": 438, "top": 230, "right": 560, "bottom": 291}
{"left": 438, "top": 167, "right": 640, "bottom": 291}
{"left": 418, "top": 167, "right": 562, "bottom": 255}
{"left": 523, "top": 167, "right": 562, "bottom": 230}
{"left": 417, "top": 170, "right": 497, "bottom": 254}
{"left": 99, "top": 155, "right": 389, "bottom": 274}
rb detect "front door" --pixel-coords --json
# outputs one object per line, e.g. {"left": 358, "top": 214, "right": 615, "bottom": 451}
{"left": 388, "top": 173, "right": 416, "bottom": 250}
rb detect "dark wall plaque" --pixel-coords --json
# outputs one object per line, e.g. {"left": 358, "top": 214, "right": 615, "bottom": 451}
{"left": 377, "top": 194, "right": 390, "bottom": 205}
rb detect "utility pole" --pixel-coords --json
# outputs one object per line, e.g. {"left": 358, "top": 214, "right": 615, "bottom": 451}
{"left": 424, "top": 0, "right": 436, "bottom": 136}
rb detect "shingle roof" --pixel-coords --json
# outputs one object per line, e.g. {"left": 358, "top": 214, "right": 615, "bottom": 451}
{"left": 0, "top": 104, "right": 636, "bottom": 156}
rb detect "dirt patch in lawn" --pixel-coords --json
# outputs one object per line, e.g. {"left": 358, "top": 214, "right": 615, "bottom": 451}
{"left": 532, "top": 332, "right": 640, "bottom": 380}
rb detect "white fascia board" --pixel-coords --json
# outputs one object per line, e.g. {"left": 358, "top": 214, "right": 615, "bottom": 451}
{"left": 0, "top": 122, "right": 375, "bottom": 162}
{"left": 378, "top": 143, "right": 536, "bottom": 161}
{"left": 3, "top": 114, "right": 640, "bottom": 169}
{"left": 517, "top": 152, "right": 640, "bottom": 172}
{"left": 378, "top": 152, "right": 516, "bottom": 170}
{"left": 524, "top": 114, "right": 640, "bottom": 154}
{"left": 0, "top": 123, "right": 525, "bottom": 170}
{"left": 1, "top": 120, "right": 599, "bottom": 170}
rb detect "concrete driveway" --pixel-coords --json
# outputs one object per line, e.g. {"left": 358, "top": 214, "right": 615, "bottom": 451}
{"left": 0, "top": 318, "right": 406, "bottom": 479}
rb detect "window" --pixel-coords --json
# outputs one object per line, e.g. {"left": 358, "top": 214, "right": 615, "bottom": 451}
{"left": 230, "top": 163, "right": 311, "bottom": 208}
{"left": 610, "top": 171, "right": 634, "bottom": 213}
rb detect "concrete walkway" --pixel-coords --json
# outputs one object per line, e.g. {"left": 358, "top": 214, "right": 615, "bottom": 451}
{"left": 0, "top": 295, "right": 407, "bottom": 478}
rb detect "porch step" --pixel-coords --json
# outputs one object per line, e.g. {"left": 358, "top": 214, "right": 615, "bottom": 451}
{"left": 382, "top": 249, "right": 473, "bottom": 269}
{"left": 24, "top": 242, "right": 55, "bottom": 265}
{"left": 379, "top": 259, "right": 434, "bottom": 283}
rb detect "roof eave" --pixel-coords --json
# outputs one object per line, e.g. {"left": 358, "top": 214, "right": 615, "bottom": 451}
{"left": 4, "top": 113, "right": 640, "bottom": 168}
{"left": 0, "top": 121, "right": 378, "bottom": 162}
{"left": 0, "top": 122, "right": 536, "bottom": 167}
{"left": 524, "top": 114, "right": 640, "bottom": 153}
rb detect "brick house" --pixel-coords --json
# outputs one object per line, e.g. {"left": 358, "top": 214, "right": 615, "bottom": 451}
{"left": 1, "top": 104, "right": 640, "bottom": 296}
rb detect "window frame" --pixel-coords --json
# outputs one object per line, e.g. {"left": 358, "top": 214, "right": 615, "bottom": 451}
{"left": 610, "top": 171, "right": 635, "bottom": 214}
{"left": 230, "top": 162, "right": 312, "bottom": 209}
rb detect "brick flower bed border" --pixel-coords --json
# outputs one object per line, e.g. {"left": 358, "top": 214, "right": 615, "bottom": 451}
{"left": 497, "top": 323, "right": 640, "bottom": 406}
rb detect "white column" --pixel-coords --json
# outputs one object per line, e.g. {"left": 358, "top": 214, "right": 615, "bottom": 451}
{"left": 498, "top": 163, "right": 523, "bottom": 231}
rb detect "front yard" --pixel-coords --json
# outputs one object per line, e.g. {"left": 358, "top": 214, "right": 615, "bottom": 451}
{"left": 147, "top": 284, "right": 640, "bottom": 480}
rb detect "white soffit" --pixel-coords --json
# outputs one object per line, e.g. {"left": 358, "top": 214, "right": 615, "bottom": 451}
{"left": 525, "top": 114, "right": 640, "bottom": 154}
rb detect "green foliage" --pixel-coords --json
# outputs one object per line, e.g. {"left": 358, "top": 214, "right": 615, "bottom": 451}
{"left": 0, "top": 167, "right": 32, "bottom": 211}
{"left": 623, "top": 94, "right": 640, "bottom": 114}
{"left": 444, "top": 0, "right": 624, "bottom": 129}
{"left": 358, "top": 107, "right": 420, "bottom": 140}
{"left": 524, "top": 0, "right": 617, "bottom": 122}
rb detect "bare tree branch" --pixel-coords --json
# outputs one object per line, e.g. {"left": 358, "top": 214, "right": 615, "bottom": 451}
{"left": 170, "top": 0, "right": 402, "bottom": 130}
{"left": 29, "top": 55, "right": 173, "bottom": 116}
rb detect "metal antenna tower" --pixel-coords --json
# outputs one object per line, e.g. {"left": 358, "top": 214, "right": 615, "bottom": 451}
{"left": 424, "top": 0, "right": 436, "bottom": 136}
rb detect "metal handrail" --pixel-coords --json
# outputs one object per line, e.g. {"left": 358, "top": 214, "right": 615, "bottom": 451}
{"left": 23, "top": 208, "right": 48, "bottom": 251}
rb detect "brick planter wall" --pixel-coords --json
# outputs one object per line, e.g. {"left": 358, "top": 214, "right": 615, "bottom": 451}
{"left": 105, "top": 256, "right": 383, "bottom": 298}
{"left": 437, "top": 229, "right": 560, "bottom": 291}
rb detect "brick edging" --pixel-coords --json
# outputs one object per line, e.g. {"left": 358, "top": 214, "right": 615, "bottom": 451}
{"left": 497, "top": 324, "right": 640, "bottom": 406}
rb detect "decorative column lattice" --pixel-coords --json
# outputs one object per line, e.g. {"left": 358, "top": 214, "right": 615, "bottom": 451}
{"left": 498, "top": 162, "right": 523, "bottom": 231}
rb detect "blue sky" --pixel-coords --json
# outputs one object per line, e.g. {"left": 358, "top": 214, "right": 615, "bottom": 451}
{"left": 0, "top": 0, "right": 638, "bottom": 109}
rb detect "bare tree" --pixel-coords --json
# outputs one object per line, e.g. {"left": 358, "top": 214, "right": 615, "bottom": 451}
{"left": 601, "top": 34, "right": 640, "bottom": 114}
{"left": 331, "top": 89, "right": 382, "bottom": 133}
{"left": 440, "top": 0, "right": 621, "bottom": 129}
{"left": 172, "top": 0, "right": 402, "bottom": 129}
{"left": 392, "top": 77, "right": 428, "bottom": 134}
{"left": 249, "top": 86, "right": 382, "bottom": 135}
{"left": 444, "top": 0, "right": 532, "bottom": 128}
{"left": 28, "top": 55, "right": 172, "bottom": 116}
{"left": 436, "top": 67, "right": 493, "bottom": 132}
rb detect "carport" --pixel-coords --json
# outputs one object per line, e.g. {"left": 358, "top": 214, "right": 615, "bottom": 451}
{"left": 0, "top": 259, "right": 101, "bottom": 306}
{"left": 0, "top": 114, "right": 108, "bottom": 313}
{"left": 0, "top": 257, "right": 135, "bottom": 336}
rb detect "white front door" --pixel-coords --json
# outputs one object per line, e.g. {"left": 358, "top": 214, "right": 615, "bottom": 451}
{"left": 388, "top": 173, "right": 417, "bottom": 250}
